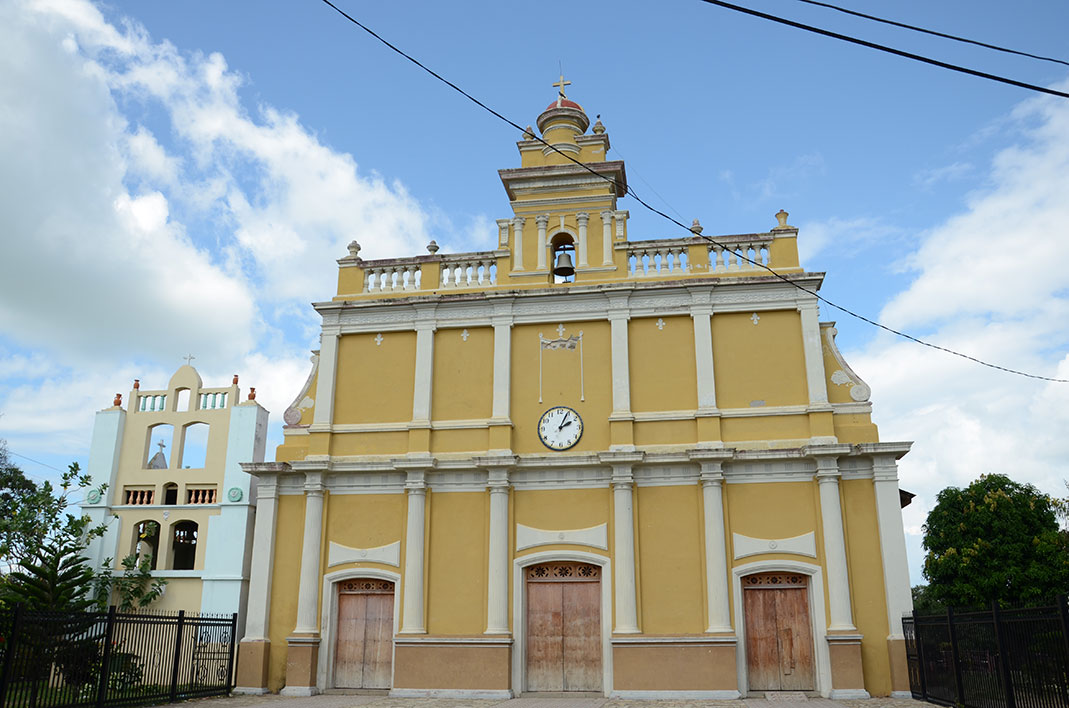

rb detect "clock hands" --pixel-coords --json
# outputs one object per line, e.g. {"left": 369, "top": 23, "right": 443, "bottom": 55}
{"left": 558, "top": 414, "right": 572, "bottom": 432}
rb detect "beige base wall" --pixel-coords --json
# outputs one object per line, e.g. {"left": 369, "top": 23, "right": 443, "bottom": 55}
{"left": 887, "top": 637, "right": 910, "bottom": 693}
{"left": 828, "top": 639, "right": 866, "bottom": 690}
{"left": 393, "top": 643, "right": 510, "bottom": 690}
{"left": 235, "top": 639, "right": 271, "bottom": 690}
{"left": 284, "top": 638, "right": 320, "bottom": 688}
{"left": 613, "top": 642, "right": 738, "bottom": 691}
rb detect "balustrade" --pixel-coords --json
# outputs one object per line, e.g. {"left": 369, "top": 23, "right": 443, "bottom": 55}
{"left": 199, "top": 391, "right": 227, "bottom": 410}
{"left": 124, "top": 488, "right": 154, "bottom": 505}
{"left": 440, "top": 255, "right": 496, "bottom": 288}
{"left": 708, "top": 239, "right": 771, "bottom": 272}
{"left": 187, "top": 488, "right": 217, "bottom": 504}
{"left": 365, "top": 263, "right": 422, "bottom": 292}
{"left": 627, "top": 243, "right": 690, "bottom": 277}
{"left": 138, "top": 394, "right": 166, "bottom": 412}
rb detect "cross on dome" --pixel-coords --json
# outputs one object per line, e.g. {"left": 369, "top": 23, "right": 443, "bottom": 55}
{"left": 183, "top": 354, "right": 195, "bottom": 366}
{"left": 553, "top": 73, "right": 571, "bottom": 107}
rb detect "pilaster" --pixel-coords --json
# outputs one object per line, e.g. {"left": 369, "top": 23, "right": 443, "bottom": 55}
{"left": 480, "top": 456, "right": 516, "bottom": 635}
{"left": 397, "top": 460, "right": 433, "bottom": 634}
{"left": 282, "top": 470, "right": 324, "bottom": 696}
{"left": 235, "top": 472, "right": 279, "bottom": 693}
{"left": 809, "top": 448, "right": 856, "bottom": 631}
{"left": 608, "top": 297, "right": 633, "bottom": 450}
{"left": 311, "top": 329, "right": 339, "bottom": 428}
{"left": 410, "top": 309, "right": 436, "bottom": 453}
{"left": 511, "top": 216, "right": 526, "bottom": 271}
{"left": 601, "top": 210, "right": 613, "bottom": 265}
{"left": 536, "top": 214, "right": 549, "bottom": 271}
{"left": 691, "top": 449, "right": 734, "bottom": 633}
{"left": 576, "top": 212, "right": 589, "bottom": 267}
{"left": 799, "top": 302, "right": 835, "bottom": 443}
{"left": 602, "top": 451, "right": 644, "bottom": 634}
{"left": 872, "top": 451, "right": 914, "bottom": 694}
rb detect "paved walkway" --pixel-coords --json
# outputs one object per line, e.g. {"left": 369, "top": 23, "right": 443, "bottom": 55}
{"left": 190, "top": 693, "right": 926, "bottom": 708}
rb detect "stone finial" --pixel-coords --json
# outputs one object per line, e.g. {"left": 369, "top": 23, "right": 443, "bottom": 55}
{"left": 523, "top": 125, "right": 536, "bottom": 140}
{"left": 233, "top": 374, "right": 239, "bottom": 385}
{"left": 690, "top": 218, "right": 703, "bottom": 235}
{"left": 347, "top": 240, "right": 361, "bottom": 258}
{"left": 133, "top": 379, "right": 140, "bottom": 390}
{"left": 113, "top": 393, "right": 122, "bottom": 407}
{"left": 773, "top": 209, "right": 793, "bottom": 230}
{"left": 592, "top": 116, "right": 606, "bottom": 135}
{"left": 248, "top": 387, "right": 256, "bottom": 401}
{"left": 426, "top": 240, "right": 440, "bottom": 254}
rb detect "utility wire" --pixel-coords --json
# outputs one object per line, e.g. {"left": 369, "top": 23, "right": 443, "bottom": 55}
{"left": 316, "top": 0, "right": 1069, "bottom": 383}
{"left": 5, "top": 450, "right": 63, "bottom": 478}
{"left": 791, "top": 0, "right": 1069, "bottom": 68}
{"left": 697, "top": 0, "right": 1069, "bottom": 100}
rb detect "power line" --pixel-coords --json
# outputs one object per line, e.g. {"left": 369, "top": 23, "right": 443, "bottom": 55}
{"left": 4, "top": 450, "right": 62, "bottom": 479}
{"left": 316, "top": 0, "right": 1069, "bottom": 383}
{"left": 696, "top": 0, "right": 1069, "bottom": 100}
{"left": 791, "top": 0, "right": 1069, "bottom": 68}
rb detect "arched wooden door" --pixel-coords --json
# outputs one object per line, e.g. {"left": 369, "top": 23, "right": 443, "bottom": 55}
{"left": 743, "top": 572, "right": 815, "bottom": 691}
{"left": 333, "top": 579, "right": 394, "bottom": 689}
{"left": 525, "top": 561, "right": 602, "bottom": 692}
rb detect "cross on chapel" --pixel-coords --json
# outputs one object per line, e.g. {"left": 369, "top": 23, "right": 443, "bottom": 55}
{"left": 157, "top": 440, "right": 166, "bottom": 454}
{"left": 553, "top": 73, "right": 571, "bottom": 108}
{"left": 183, "top": 354, "right": 195, "bottom": 366}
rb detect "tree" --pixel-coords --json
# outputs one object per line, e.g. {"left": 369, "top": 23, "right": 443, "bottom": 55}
{"left": 94, "top": 553, "right": 167, "bottom": 611}
{"left": 922, "top": 473, "right": 1069, "bottom": 608}
{"left": 1, "top": 532, "right": 97, "bottom": 613}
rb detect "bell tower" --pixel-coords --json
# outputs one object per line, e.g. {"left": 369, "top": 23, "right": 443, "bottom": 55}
{"left": 498, "top": 77, "right": 629, "bottom": 283}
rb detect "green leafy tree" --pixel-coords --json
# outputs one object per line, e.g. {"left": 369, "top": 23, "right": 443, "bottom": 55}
{"left": 910, "top": 584, "right": 943, "bottom": 615}
{"left": 94, "top": 553, "right": 167, "bottom": 611}
{"left": 923, "top": 473, "right": 1069, "bottom": 608}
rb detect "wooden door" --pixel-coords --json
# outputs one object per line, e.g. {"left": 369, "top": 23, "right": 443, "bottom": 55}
{"left": 526, "top": 562, "right": 602, "bottom": 692}
{"left": 334, "top": 579, "right": 394, "bottom": 689}
{"left": 743, "top": 573, "right": 815, "bottom": 691}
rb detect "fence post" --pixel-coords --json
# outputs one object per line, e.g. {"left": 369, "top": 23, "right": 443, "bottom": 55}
{"left": 225, "top": 613, "right": 238, "bottom": 693}
{"left": 169, "top": 610, "right": 185, "bottom": 702}
{"left": 947, "top": 606, "right": 966, "bottom": 706}
{"left": 1058, "top": 595, "right": 1069, "bottom": 708}
{"left": 913, "top": 610, "right": 928, "bottom": 701}
{"left": 95, "top": 606, "right": 117, "bottom": 708}
{"left": 991, "top": 600, "right": 1016, "bottom": 708}
{"left": 0, "top": 604, "right": 23, "bottom": 708}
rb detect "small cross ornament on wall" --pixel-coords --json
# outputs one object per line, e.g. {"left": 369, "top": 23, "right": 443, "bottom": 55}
{"left": 374, "top": 333, "right": 383, "bottom": 346}
{"left": 556, "top": 323, "right": 566, "bottom": 338}
{"left": 461, "top": 329, "right": 470, "bottom": 342}
{"left": 656, "top": 318, "right": 666, "bottom": 330}
{"left": 751, "top": 313, "right": 761, "bottom": 326}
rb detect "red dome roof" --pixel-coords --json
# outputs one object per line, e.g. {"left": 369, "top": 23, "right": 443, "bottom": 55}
{"left": 546, "top": 97, "right": 584, "bottom": 112}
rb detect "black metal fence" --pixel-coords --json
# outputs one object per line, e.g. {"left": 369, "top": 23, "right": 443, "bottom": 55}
{"left": 0, "top": 606, "right": 236, "bottom": 708}
{"left": 904, "top": 596, "right": 1069, "bottom": 708}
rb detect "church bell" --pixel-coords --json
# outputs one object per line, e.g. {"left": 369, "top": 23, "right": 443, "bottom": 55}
{"left": 553, "top": 250, "right": 575, "bottom": 277}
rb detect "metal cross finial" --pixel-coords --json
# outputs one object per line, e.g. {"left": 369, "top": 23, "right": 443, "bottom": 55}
{"left": 553, "top": 73, "right": 571, "bottom": 100}
{"left": 183, "top": 354, "right": 195, "bottom": 366}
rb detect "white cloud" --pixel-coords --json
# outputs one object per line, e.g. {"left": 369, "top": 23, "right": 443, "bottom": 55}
{"left": 913, "top": 161, "right": 973, "bottom": 189}
{"left": 796, "top": 216, "right": 901, "bottom": 264}
{"left": 845, "top": 82, "right": 1069, "bottom": 584}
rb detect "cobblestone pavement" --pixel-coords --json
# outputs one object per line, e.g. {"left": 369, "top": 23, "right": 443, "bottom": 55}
{"left": 189, "top": 693, "right": 927, "bottom": 708}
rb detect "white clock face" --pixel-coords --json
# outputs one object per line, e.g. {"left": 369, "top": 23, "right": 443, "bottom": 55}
{"left": 538, "top": 406, "right": 583, "bottom": 451}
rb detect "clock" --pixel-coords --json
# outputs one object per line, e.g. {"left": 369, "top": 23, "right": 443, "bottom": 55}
{"left": 538, "top": 406, "right": 583, "bottom": 451}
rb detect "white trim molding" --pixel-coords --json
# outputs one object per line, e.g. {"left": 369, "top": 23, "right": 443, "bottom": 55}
{"left": 515, "top": 522, "right": 608, "bottom": 551}
{"left": 327, "top": 540, "right": 400, "bottom": 568}
{"left": 732, "top": 531, "right": 816, "bottom": 560}
{"left": 512, "top": 549, "right": 613, "bottom": 696}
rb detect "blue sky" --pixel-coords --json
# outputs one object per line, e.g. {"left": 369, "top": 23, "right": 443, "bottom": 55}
{"left": 2, "top": 0, "right": 1068, "bottom": 585}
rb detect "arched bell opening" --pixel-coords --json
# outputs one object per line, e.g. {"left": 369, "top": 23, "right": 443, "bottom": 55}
{"left": 550, "top": 233, "right": 576, "bottom": 283}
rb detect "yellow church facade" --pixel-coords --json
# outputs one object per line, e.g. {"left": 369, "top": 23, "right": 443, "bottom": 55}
{"left": 236, "top": 88, "right": 914, "bottom": 699}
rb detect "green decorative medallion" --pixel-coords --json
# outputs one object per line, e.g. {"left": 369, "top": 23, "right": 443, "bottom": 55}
{"left": 227, "top": 487, "right": 243, "bottom": 502}
{"left": 86, "top": 489, "right": 102, "bottom": 504}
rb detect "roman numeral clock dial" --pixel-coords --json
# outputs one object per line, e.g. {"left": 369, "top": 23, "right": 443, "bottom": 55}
{"left": 537, "top": 406, "right": 583, "bottom": 451}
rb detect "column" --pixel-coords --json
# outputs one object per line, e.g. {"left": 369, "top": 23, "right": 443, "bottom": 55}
{"left": 311, "top": 329, "right": 339, "bottom": 428}
{"left": 486, "top": 468, "right": 510, "bottom": 634}
{"left": 536, "top": 214, "right": 549, "bottom": 270}
{"left": 873, "top": 455, "right": 912, "bottom": 635}
{"left": 816, "top": 457, "right": 856, "bottom": 631}
{"left": 234, "top": 472, "right": 278, "bottom": 693}
{"left": 873, "top": 452, "right": 914, "bottom": 695}
{"left": 601, "top": 210, "right": 613, "bottom": 265}
{"left": 243, "top": 474, "right": 278, "bottom": 641}
{"left": 695, "top": 456, "right": 732, "bottom": 632}
{"left": 412, "top": 323, "right": 435, "bottom": 424}
{"left": 609, "top": 312, "right": 631, "bottom": 416}
{"left": 612, "top": 463, "right": 640, "bottom": 634}
{"left": 691, "top": 305, "right": 717, "bottom": 411}
{"left": 511, "top": 216, "right": 525, "bottom": 271}
{"left": 799, "top": 302, "right": 829, "bottom": 407}
{"left": 576, "top": 212, "right": 589, "bottom": 267}
{"left": 401, "top": 470, "right": 427, "bottom": 633}
{"left": 293, "top": 473, "right": 325, "bottom": 634}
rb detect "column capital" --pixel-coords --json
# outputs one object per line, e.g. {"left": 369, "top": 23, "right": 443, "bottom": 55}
{"left": 303, "top": 471, "right": 324, "bottom": 494}
{"left": 576, "top": 211, "right": 590, "bottom": 225}
{"left": 600, "top": 210, "right": 613, "bottom": 223}
{"left": 872, "top": 454, "right": 901, "bottom": 482}
{"left": 512, "top": 215, "right": 526, "bottom": 227}
{"left": 535, "top": 213, "right": 550, "bottom": 228}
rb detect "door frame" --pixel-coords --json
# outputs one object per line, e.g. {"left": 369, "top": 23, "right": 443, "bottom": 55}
{"left": 732, "top": 560, "right": 831, "bottom": 698}
{"left": 512, "top": 550, "right": 612, "bottom": 696}
{"left": 318, "top": 567, "right": 401, "bottom": 691}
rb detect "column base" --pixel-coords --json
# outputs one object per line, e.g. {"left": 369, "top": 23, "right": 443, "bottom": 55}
{"left": 826, "top": 634, "right": 866, "bottom": 695}
{"left": 283, "top": 634, "right": 320, "bottom": 694}
{"left": 234, "top": 638, "right": 271, "bottom": 694}
{"left": 887, "top": 636, "right": 911, "bottom": 694}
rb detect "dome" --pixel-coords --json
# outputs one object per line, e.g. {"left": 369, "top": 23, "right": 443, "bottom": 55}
{"left": 546, "top": 97, "right": 585, "bottom": 112}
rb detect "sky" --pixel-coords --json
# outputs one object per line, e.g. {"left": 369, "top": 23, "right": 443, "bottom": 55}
{"left": 2, "top": 0, "right": 1068, "bottom": 586}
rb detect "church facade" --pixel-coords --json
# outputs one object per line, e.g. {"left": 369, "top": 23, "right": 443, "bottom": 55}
{"left": 237, "top": 86, "right": 913, "bottom": 699}
{"left": 84, "top": 365, "right": 268, "bottom": 623}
